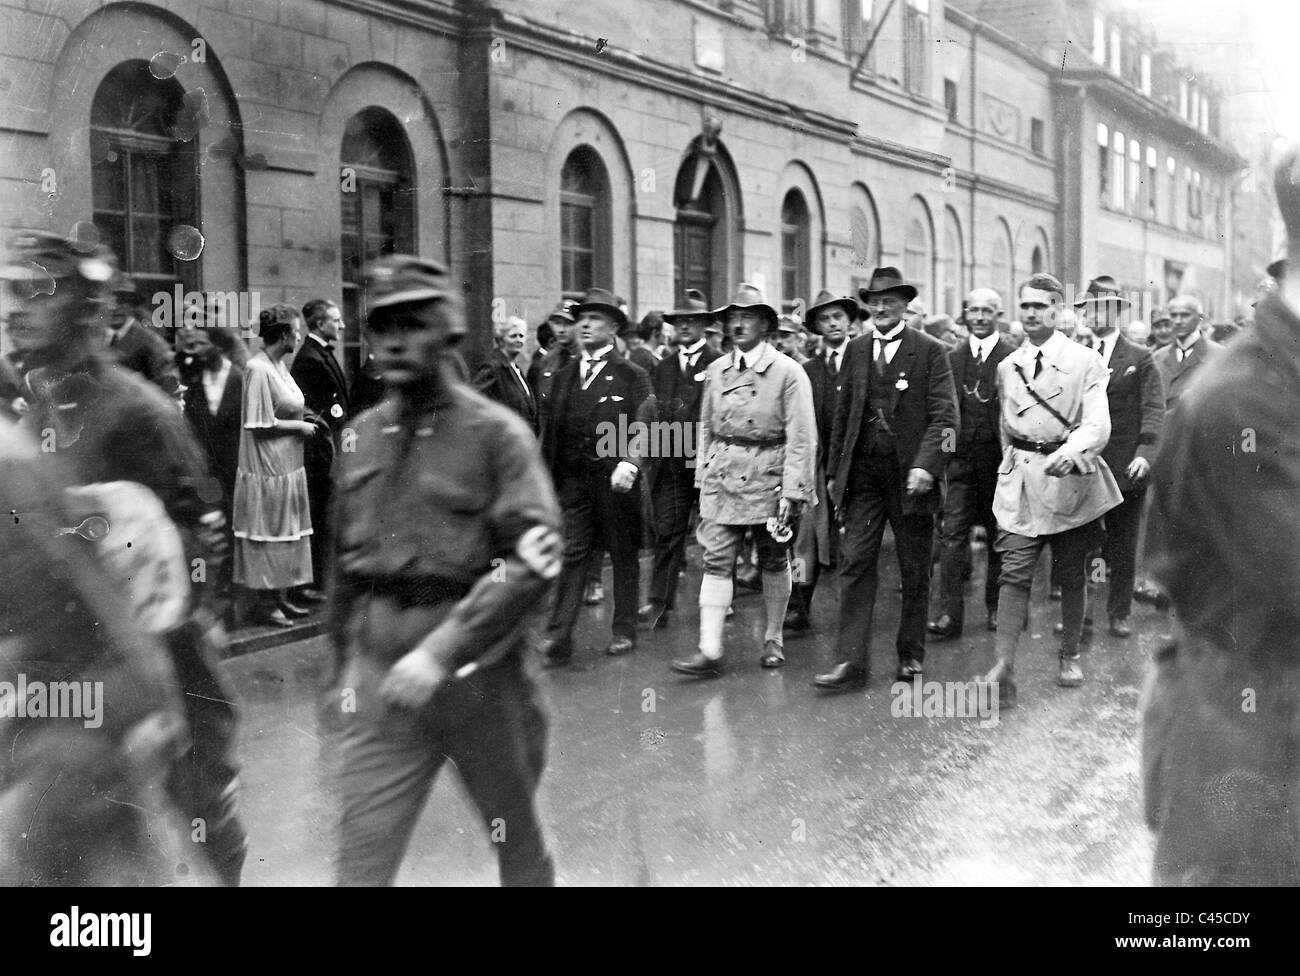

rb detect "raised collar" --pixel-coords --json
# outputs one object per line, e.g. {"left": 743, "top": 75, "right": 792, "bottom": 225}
{"left": 726, "top": 341, "right": 777, "bottom": 374}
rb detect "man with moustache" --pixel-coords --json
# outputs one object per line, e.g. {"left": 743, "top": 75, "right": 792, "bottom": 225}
{"left": 329, "top": 255, "right": 561, "bottom": 885}
{"left": 929, "top": 287, "right": 1017, "bottom": 640}
{"left": 537, "top": 288, "right": 652, "bottom": 663}
{"left": 1072, "top": 276, "right": 1164, "bottom": 639}
{"left": 785, "top": 289, "right": 854, "bottom": 632}
{"left": 671, "top": 284, "right": 816, "bottom": 675}
{"left": 977, "top": 272, "right": 1121, "bottom": 705}
{"left": 1151, "top": 295, "right": 1222, "bottom": 409}
{"left": 637, "top": 289, "right": 721, "bottom": 631}
{"left": 813, "top": 268, "right": 958, "bottom": 691}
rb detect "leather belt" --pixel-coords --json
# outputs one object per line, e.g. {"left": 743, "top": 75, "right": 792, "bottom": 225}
{"left": 1010, "top": 436, "right": 1065, "bottom": 455}
{"left": 714, "top": 432, "right": 786, "bottom": 447}
{"left": 353, "top": 574, "right": 470, "bottom": 606}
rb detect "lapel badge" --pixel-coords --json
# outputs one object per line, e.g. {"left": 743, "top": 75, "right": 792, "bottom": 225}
{"left": 895, "top": 372, "right": 909, "bottom": 392}
{"left": 330, "top": 404, "right": 344, "bottom": 419}
{"left": 694, "top": 371, "right": 707, "bottom": 382}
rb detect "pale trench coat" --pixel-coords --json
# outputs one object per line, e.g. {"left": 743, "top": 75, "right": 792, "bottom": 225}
{"left": 993, "top": 330, "right": 1122, "bottom": 537}
{"left": 695, "top": 341, "right": 818, "bottom": 525}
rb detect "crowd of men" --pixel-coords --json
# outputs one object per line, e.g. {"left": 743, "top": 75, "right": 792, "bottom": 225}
{"left": 1, "top": 148, "right": 1295, "bottom": 887}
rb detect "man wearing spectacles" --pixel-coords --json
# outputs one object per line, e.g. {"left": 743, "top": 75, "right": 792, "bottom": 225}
{"left": 929, "top": 288, "right": 1017, "bottom": 641}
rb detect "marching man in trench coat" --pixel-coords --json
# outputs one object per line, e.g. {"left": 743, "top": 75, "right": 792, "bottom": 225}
{"left": 670, "top": 284, "right": 817, "bottom": 676}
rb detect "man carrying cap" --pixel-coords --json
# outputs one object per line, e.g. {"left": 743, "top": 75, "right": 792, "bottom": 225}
{"left": 536, "top": 287, "right": 653, "bottom": 663}
{"left": 813, "top": 268, "right": 958, "bottom": 691}
{"left": 929, "top": 286, "right": 1017, "bottom": 641}
{"left": 1073, "top": 275, "right": 1164, "bottom": 639}
{"left": 975, "top": 272, "right": 1122, "bottom": 706}
{"left": 671, "top": 283, "right": 816, "bottom": 675}
{"left": 637, "top": 289, "right": 723, "bottom": 631}
{"left": 329, "top": 255, "right": 561, "bottom": 885}
{"left": 786, "top": 289, "right": 854, "bottom": 632}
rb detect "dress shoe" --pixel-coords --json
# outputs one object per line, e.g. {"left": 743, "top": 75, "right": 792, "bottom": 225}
{"left": 1108, "top": 617, "right": 1132, "bottom": 638}
{"left": 606, "top": 635, "right": 635, "bottom": 656}
{"left": 1049, "top": 585, "right": 1061, "bottom": 601}
{"left": 759, "top": 640, "right": 786, "bottom": 668}
{"left": 276, "top": 598, "right": 311, "bottom": 619}
{"left": 927, "top": 614, "right": 960, "bottom": 640}
{"left": 813, "top": 662, "right": 869, "bottom": 691}
{"left": 987, "top": 609, "right": 998, "bottom": 632}
{"left": 294, "top": 587, "right": 327, "bottom": 604}
{"left": 256, "top": 607, "right": 296, "bottom": 628}
{"left": 1058, "top": 652, "right": 1084, "bottom": 687}
{"left": 583, "top": 580, "right": 605, "bottom": 605}
{"left": 671, "top": 652, "right": 724, "bottom": 677}
{"left": 1132, "top": 583, "right": 1161, "bottom": 605}
{"left": 783, "top": 607, "right": 811, "bottom": 633}
{"left": 637, "top": 603, "right": 669, "bottom": 630}
{"left": 896, "top": 656, "right": 923, "bottom": 681}
{"left": 1052, "top": 617, "right": 1093, "bottom": 636}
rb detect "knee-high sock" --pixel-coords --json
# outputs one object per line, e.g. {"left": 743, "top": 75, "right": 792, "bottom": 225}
{"left": 762, "top": 567, "right": 792, "bottom": 645}
{"left": 698, "top": 574, "right": 732, "bottom": 660}
{"left": 1059, "top": 584, "right": 1086, "bottom": 655}
{"left": 994, "top": 583, "right": 1030, "bottom": 669}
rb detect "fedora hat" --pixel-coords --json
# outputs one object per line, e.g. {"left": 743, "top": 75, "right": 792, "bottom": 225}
{"left": 714, "top": 282, "right": 779, "bottom": 327}
{"left": 1074, "top": 274, "right": 1131, "bottom": 308}
{"left": 858, "top": 267, "right": 918, "bottom": 303}
{"left": 573, "top": 287, "right": 629, "bottom": 332}
{"left": 662, "top": 288, "right": 713, "bottom": 322}
{"left": 805, "top": 289, "right": 859, "bottom": 332}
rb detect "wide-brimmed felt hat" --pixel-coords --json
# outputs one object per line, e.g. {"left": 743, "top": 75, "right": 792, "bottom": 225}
{"left": 663, "top": 288, "right": 713, "bottom": 323}
{"left": 858, "top": 267, "right": 918, "bottom": 303}
{"left": 573, "top": 287, "right": 629, "bottom": 332}
{"left": 714, "top": 282, "right": 779, "bottom": 327}
{"left": 805, "top": 289, "right": 859, "bottom": 332}
{"left": 1074, "top": 274, "right": 1131, "bottom": 308}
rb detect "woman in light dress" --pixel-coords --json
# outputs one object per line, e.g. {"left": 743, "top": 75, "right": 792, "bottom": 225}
{"left": 232, "top": 304, "right": 315, "bottom": 627}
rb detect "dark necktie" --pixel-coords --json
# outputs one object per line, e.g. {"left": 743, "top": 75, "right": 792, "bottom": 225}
{"left": 1033, "top": 350, "right": 1043, "bottom": 379}
{"left": 974, "top": 346, "right": 984, "bottom": 368}
{"left": 829, "top": 349, "right": 839, "bottom": 375}
{"left": 737, "top": 354, "right": 747, "bottom": 373}
{"left": 1097, "top": 340, "right": 1106, "bottom": 362}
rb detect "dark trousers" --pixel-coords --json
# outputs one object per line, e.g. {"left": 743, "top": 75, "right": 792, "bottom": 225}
{"left": 1102, "top": 487, "right": 1145, "bottom": 620}
{"left": 937, "top": 446, "right": 1001, "bottom": 627}
{"left": 335, "top": 656, "right": 553, "bottom": 886}
{"left": 836, "top": 451, "right": 935, "bottom": 669}
{"left": 647, "top": 460, "right": 696, "bottom": 610}
{"left": 547, "top": 463, "right": 641, "bottom": 645}
{"left": 305, "top": 455, "right": 333, "bottom": 589}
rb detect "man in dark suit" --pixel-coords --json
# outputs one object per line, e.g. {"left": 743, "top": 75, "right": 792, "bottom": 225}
{"left": 929, "top": 286, "right": 1017, "bottom": 640}
{"left": 814, "top": 268, "right": 959, "bottom": 691}
{"left": 473, "top": 315, "right": 536, "bottom": 431}
{"left": 786, "top": 289, "right": 854, "bottom": 631}
{"left": 637, "top": 289, "right": 720, "bottom": 630}
{"left": 1150, "top": 295, "right": 1222, "bottom": 409}
{"left": 106, "top": 274, "right": 179, "bottom": 396}
{"left": 1074, "top": 275, "right": 1164, "bottom": 637}
{"left": 292, "top": 298, "right": 351, "bottom": 600}
{"left": 537, "top": 288, "right": 652, "bottom": 663}
{"left": 177, "top": 326, "right": 243, "bottom": 616}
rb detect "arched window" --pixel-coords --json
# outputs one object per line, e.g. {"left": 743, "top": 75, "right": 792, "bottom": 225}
{"left": 91, "top": 60, "right": 199, "bottom": 298}
{"left": 341, "top": 107, "right": 415, "bottom": 375}
{"left": 1031, "top": 245, "right": 1044, "bottom": 275}
{"left": 560, "top": 146, "right": 611, "bottom": 299}
{"left": 850, "top": 203, "right": 878, "bottom": 271}
{"left": 903, "top": 199, "right": 934, "bottom": 306}
{"left": 781, "top": 189, "right": 811, "bottom": 315}
{"left": 674, "top": 143, "right": 739, "bottom": 306}
{"left": 939, "top": 208, "right": 963, "bottom": 317}
{"left": 991, "top": 222, "right": 1013, "bottom": 308}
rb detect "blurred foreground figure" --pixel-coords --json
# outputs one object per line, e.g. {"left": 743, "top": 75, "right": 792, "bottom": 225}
{"left": 1141, "top": 149, "right": 1300, "bottom": 885}
{"left": 329, "top": 257, "right": 561, "bottom": 885}
{"left": 0, "top": 420, "right": 197, "bottom": 884}
{"left": 1, "top": 230, "right": 245, "bottom": 884}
